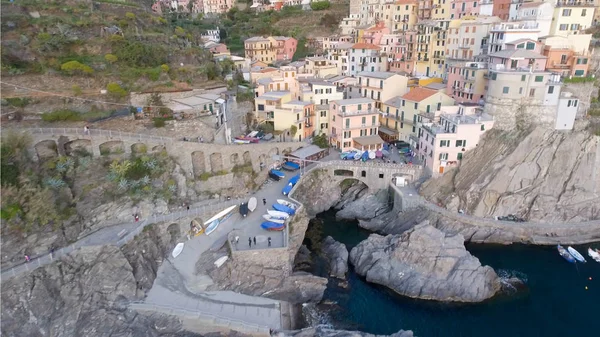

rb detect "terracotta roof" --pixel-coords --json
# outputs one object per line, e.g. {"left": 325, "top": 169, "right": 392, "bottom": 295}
{"left": 352, "top": 43, "right": 381, "bottom": 50}
{"left": 401, "top": 87, "right": 438, "bottom": 102}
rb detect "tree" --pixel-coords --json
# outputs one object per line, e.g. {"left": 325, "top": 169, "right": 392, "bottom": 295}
{"left": 60, "top": 61, "right": 94, "bottom": 75}
{"left": 106, "top": 82, "right": 127, "bottom": 98}
{"left": 104, "top": 54, "right": 118, "bottom": 64}
{"left": 290, "top": 125, "right": 298, "bottom": 138}
{"left": 310, "top": 1, "right": 330, "bottom": 10}
{"left": 312, "top": 133, "right": 329, "bottom": 148}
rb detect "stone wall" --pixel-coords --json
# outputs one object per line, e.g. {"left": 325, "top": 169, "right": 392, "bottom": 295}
{"left": 483, "top": 97, "right": 558, "bottom": 130}
{"left": 230, "top": 247, "right": 289, "bottom": 270}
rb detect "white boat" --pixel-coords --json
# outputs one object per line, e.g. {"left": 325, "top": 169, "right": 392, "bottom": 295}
{"left": 214, "top": 256, "right": 229, "bottom": 268}
{"left": 263, "top": 214, "right": 286, "bottom": 224}
{"left": 276, "top": 199, "right": 297, "bottom": 210}
{"left": 248, "top": 197, "right": 257, "bottom": 212}
{"left": 248, "top": 131, "right": 259, "bottom": 138}
{"left": 172, "top": 243, "right": 184, "bottom": 258}
{"left": 353, "top": 152, "right": 362, "bottom": 160}
{"left": 567, "top": 246, "right": 586, "bottom": 263}
{"left": 588, "top": 248, "right": 600, "bottom": 263}
{"left": 203, "top": 205, "right": 237, "bottom": 236}
{"left": 267, "top": 210, "right": 290, "bottom": 219}
{"left": 368, "top": 151, "right": 376, "bottom": 159}
{"left": 233, "top": 139, "right": 250, "bottom": 144}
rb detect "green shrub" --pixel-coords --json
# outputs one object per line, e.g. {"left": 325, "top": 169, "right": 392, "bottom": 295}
{"left": 5, "top": 98, "right": 31, "bottom": 108}
{"left": 310, "top": 1, "right": 330, "bottom": 10}
{"left": 104, "top": 53, "right": 118, "bottom": 63}
{"left": 106, "top": 82, "right": 128, "bottom": 98}
{"left": 72, "top": 85, "right": 82, "bottom": 96}
{"left": 160, "top": 64, "right": 170, "bottom": 72}
{"left": 112, "top": 40, "right": 167, "bottom": 67}
{"left": 41, "top": 109, "right": 81, "bottom": 122}
{"left": 199, "top": 172, "right": 212, "bottom": 181}
{"left": 125, "top": 12, "right": 136, "bottom": 20}
{"left": 60, "top": 60, "right": 93, "bottom": 75}
{"left": 153, "top": 117, "right": 166, "bottom": 127}
{"left": 564, "top": 76, "right": 596, "bottom": 83}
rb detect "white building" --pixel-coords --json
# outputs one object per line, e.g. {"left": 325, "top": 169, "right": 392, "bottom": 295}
{"left": 348, "top": 43, "right": 387, "bottom": 77}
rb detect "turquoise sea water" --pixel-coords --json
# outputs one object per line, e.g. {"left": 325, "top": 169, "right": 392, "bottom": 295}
{"left": 303, "top": 210, "right": 600, "bottom": 337}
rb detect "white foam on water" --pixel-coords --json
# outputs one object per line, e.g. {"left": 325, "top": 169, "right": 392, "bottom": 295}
{"left": 301, "top": 303, "right": 334, "bottom": 328}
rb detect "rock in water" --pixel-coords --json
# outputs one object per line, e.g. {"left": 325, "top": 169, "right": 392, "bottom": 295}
{"left": 278, "top": 325, "right": 414, "bottom": 337}
{"left": 321, "top": 236, "right": 349, "bottom": 279}
{"left": 349, "top": 222, "right": 501, "bottom": 302}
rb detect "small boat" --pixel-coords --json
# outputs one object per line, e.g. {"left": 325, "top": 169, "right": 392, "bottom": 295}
{"left": 172, "top": 243, "right": 184, "bottom": 258}
{"left": 587, "top": 248, "right": 600, "bottom": 263}
{"left": 261, "top": 221, "right": 285, "bottom": 231}
{"left": 288, "top": 174, "right": 301, "bottom": 186}
{"left": 568, "top": 246, "right": 586, "bottom": 263}
{"left": 368, "top": 151, "right": 376, "bottom": 159}
{"left": 277, "top": 199, "right": 297, "bottom": 209}
{"left": 282, "top": 184, "right": 293, "bottom": 196}
{"left": 375, "top": 150, "right": 383, "bottom": 158}
{"left": 273, "top": 203, "right": 295, "bottom": 215}
{"left": 248, "top": 197, "right": 257, "bottom": 212}
{"left": 282, "top": 161, "right": 300, "bottom": 171}
{"left": 203, "top": 205, "right": 237, "bottom": 236}
{"left": 247, "top": 131, "right": 258, "bottom": 138}
{"left": 214, "top": 256, "right": 228, "bottom": 268}
{"left": 354, "top": 152, "right": 362, "bottom": 160}
{"left": 382, "top": 149, "right": 390, "bottom": 157}
{"left": 233, "top": 139, "right": 250, "bottom": 144}
{"left": 270, "top": 169, "right": 285, "bottom": 178}
{"left": 263, "top": 214, "right": 286, "bottom": 224}
{"left": 239, "top": 202, "right": 249, "bottom": 217}
{"left": 235, "top": 136, "right": 260, "bottom": 143}
{"left": 267, "top": 210, "right": 290, "bottom": 219}
{"left": 361, "top": 151, "right": 369, "bottom": 161}
{"left": 557, "top": 245, "right": 576, "bottom": 263}
{"left": 269, "top": 171, "right": 282, "bottom": 181}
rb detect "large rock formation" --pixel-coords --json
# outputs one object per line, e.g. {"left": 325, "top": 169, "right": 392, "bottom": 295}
{"left": 0, "top": 223, "right": 188, "bottom": 337}
{"left": 420, "top": 127, "right": 600, "bottom": 223}
{"left": 335, "top": 188, "right": 390, "bottom": 220}
{"left": 349, "top": 222, "right": 501, "bottom": 302}
{"left": 279, "top": 325, "right": 414, "bottom": 337}
{"left": 321, "top": 236, "right": 349, "bottom": 279}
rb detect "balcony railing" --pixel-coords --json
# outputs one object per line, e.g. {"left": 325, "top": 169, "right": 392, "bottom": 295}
{"left": 551, "top": 62, "right": 571, "bottom": 68}
{"left": 337, "top": 109, "right": 381, "bottom": 117}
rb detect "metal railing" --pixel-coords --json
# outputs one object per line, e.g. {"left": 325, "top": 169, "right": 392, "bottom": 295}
{"left": 11, "top": 127, "right": 174, "bottom": 144}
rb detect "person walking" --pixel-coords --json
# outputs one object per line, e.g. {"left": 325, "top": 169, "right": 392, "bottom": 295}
{"left": 25, "top": 255, "right": 30, "bottom": 263}
{"left": 268, "top": 237, "right": 271, "bottom": 247}
{"left": 253, "top": 236, "right": 256, "bottom": 245}
{"left": 248, "top": 237, "right": 252, "bottom": 247}
{"left": 235, "top": 236, "right": 239, "bottom": 246}
{"left": 262, "top": 198, "right": 267, "bottom": 206}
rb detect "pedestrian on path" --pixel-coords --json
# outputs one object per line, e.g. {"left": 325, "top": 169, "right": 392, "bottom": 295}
{"left": 263, "top": 198, "right": 267, "bottom": 206}
{"left": 253, "top": 236, "right": 256, "bottom": 245}
{"left": 235, "top": 236, "right": 239, "bottom": 246}
{"left": 268, "top": 237, "right": 271, "bottom": 247}
{"left": 248, "top": 237, "right": 252, "bottom": 247}
{"left": 84, "top": 125, "right": 90, "bottom": 135}
{"left": 25, "top": 255, "right": 30, "bottom": 263}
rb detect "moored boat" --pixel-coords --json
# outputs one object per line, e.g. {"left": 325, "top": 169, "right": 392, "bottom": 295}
{"left": 267, "top": 210, "right": 290, "bottom": 219}
{"left": 282, "top": 161, "right": 300, "bottom": 171}
{"left": 557, "top": 245, "right": 576, "bottom": 263}
{"left": 172, "top": 243, "right": 184, "bottom": 258}
{"left": 354, "top": 152, "right": 362, "bottom": 160}
{"left": 272, "top": 203, "right": 295, "bottom": 215}
{"left": 262, "top": 214, "right": 286, "bottom": 224}
{"left": 270, "top": 169, "right": 285, "bottom": 178}
{"left": 203, "top": 205, "right": 237, "bottom": 236}
{"left": 248, "top": 197, "right": 257, "bottom": 212}
{"left": 282, "top": 184, "right": 293, "bottom": 196}
{"left": 587, "top": 248, "right": 600, "bottom": 263}
{"left": 567, "top": 246, "right": 586, "bottom": 263}
{"left": 277, "top": 199, "right": 297, "bottom": 209}
{"left": 261, "top": 221, "right": 286, "bottom": 231}
{"left": 288, "top": 174, "right": 301, "bottom": 186}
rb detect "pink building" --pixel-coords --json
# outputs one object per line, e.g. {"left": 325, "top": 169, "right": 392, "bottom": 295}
{"left": 329, "top": 98, "right": 384, "bottom": 152}
{"left": 416, "top": 103, "right": 494, "bottom": 176}
{"left": 488, "top": 39, "right": 547, "bottom": 71}
{"left": 452, "top": 0, "right": 480, "bottom": 19}
{"left": 387, "top": 30, "right": 417, "bottom": 75}
{"left": 360, "top": 22, "right": 390, "bottom": 46}
{"left": 274, "top": 36, "right": 298, "bottom": 61}
{"left": 446, "top": 61, "right": 488, "bottom": 104}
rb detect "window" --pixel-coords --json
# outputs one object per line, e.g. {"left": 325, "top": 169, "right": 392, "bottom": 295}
{"left": 440, "top": 140, "right": 449, "bottom": 147}
{"left": 361, "top": 116, "right": 366, "bottom": 125}
{"left": 439, "top": 153, "right": 448, "bottom": 160}
{"left": 257, "top": 104, "right": 265, "bottom": 111}
{"left": 582, "top": 9, "right": 587, "bottom": 16}
{"left": 529, "top": 88, "right": 536, "bottom": 97}
{"left": 559, "top": 24, "right": 568, "bottom": 31}
{"left": 526, "top": 42, "right": 535, "bottom": 50}
{"left": 534, "top": 76, "right": 544, "bottom": 82}
{"left": 414, "top": 103, "right": 418, "bottom": 109}
{"left": 320, "top": 111, "right": 327, "bottom": 117}
{"left": 516, "top": 43, "right": 524, "bottom": 49}
{"left": 480, "top": 124, "right": 485, "bottom": 131}
{"left": 345, "top": 119, "right": 350, "bottom": 128}
{"left": 402, "top": 100, "right": 405, "bottom": 107}
{"left": 548, "top": 86, "right": 554, "bottom": 94}
{"left": 574, "top": 69, "right": 585, "bottom": 76}
{"left": 372, "top": 116, "right": 376, "bottom": 125}
{"left": 502, "top": 86, "right": 509, "bottom": 94}
{"left": 491, "top": 72, "right": 497, "bottom": 80}
{"left": 401, "top": 111, "right": 404, "bottom": 120}
{"left": 457, "top": 152, "right": 463, "bottom": 160}
{"left": 571, "top": 24, "right": 579, "bottom": 31}
{"left": 519, "top": 87, "right": 523, "bottom": 94}
{"left": 455, "top": 140, "right": 466, "bottom": 147}
{"left": 562, "top": 9, "right": 571, "bottom": 16}
{"left": 521, "top": 74, "right": 526, "bottom": 82}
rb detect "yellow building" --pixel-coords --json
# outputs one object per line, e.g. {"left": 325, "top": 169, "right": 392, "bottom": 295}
{"left": 384, "top": 0, "right": 419, "bottom": 32}
{"left": 245, "top": 36, "right": 277, "bottom": 63}
{"left": 380, "top": 87, "right": 454, "bottom": 142}
{"left": 431, "top": 0, "right": 452, "bottom": 21}
{"left": 272, "top": 100, "right": 316, "bottom": 142}
{"left": 549, "top": 4, "right": 595, "bottom": 37}
{"left": 255, "top": 91, "right": 292, "bottom": 123}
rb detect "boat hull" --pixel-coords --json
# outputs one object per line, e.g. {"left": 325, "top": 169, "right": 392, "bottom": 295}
{"left": 267, "top": 210, "right": 290, "bottom": 219}
{"left": 587, "top": 248, "right": 600, "bottom": 263}
{"left": 248, "top": 197, "right": 257, "bottom": 212}
{"left": 272, "top": 203, "right": 295, "bottom": 215}
{"left": 277, "top": 199, "right": 297, "bottom": 209}
{"left": 288, "top": 174, "right": 301, "bottom": 186}
{"left": 568, "top": 246, "right": 586, "bottom": 262}
{"left": 172, "top": 243, "right": 184, "bottom": 258}
{"left": 262, "top": 214, "right": 286, "bottom": 224}
{"left": 557, "top": 245, "right": 576, "bottom": 263}
{"left": 239, "top": 202, "right": 249, "bottom": 217}
{"left": 261, "top": 221, "right": 285, "bottom": 231}
{"left": 282, "top": 184, "right": 293, "bottom": 196}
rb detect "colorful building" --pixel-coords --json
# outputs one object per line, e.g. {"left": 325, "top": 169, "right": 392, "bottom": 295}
{"left": 356, "top": 71, "right": 410, "bottom": 109}
{"left": 244, "top": 36, "right": 297, "bottom": 63}
{"left": 348, "top": 43, "right": 387, "bottom": 76}
{"left": 539, "top": 35, "right": 591, "bottom": 77}
{"left": 446, "top": 61, "right": 488, "bottom": 104}
{"left": 329, "top": 98, "right": 383, "bottom": 152}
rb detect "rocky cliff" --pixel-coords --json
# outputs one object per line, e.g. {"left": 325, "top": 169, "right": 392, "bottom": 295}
{"left": 321, "top": 236, "right": 349, "bottom": 279}
{"left": 349, "top": 223, "right": 501, "bottom": 302}
{"left": 420, "top": 127, "right": 600, "bottom": 223}
{"left": 0, "top": 223, "right": 189, "bottom": 337}
{"left": 279, "top": 325, "right": 414, "bottom": 337}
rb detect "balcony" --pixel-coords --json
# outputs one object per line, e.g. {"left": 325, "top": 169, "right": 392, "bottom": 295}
{"left": 459, "top": 44, "right": 470, "bottom": 49}
{"left": 337, "top": 109, "right": 381, "bottom": 117}
{"left": 555, "top": 0, "right": 595, "bottom": 7}
{"left": 461, "top": 87, "right": 475, "bottom": 94}
{"left": 551, "top": 62, "right": 571, "bottom": 69}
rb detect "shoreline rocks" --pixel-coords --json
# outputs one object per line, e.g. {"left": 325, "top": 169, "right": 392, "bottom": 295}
{"left": 349, "top": 222, "right": 501, "bottom": 302}
{"left": 321, "top": 236, "right": 349, "bottom": 279}
{"left": 278, "top": 325, "right": 414, "bottom": 337}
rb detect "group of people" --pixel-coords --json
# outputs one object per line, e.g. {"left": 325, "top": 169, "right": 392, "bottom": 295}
{"left": 182, "top": 136, "right": 204, "bottom": 143}
{"left": 238, "top": 236, "right": 271, "bottom": 247}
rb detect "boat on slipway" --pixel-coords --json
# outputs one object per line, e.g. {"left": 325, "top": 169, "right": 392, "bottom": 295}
{"left": 282, "top": 161, "right": 300, "bottom": 171}
{"left": 282, "top": 184, "right": 293, "bottom": 196}
{"left": 172, "top": 243, "right": 184, "bottom": 258}
{"left": 267, "top": 210, "right": 290, "bottom": 219}
{"left": 273, "top": 203, "right": 296, "bottom": 215}
{"left": 567, "top": 246, "right": 586, "bottom": 263}
{"left": 277, "top": 199, "right": 297, "bottom": 210}
{"left": 261, "top": 221, "right": 286, "bottom": 231}
{"left": 203, "top": 205, "right": 237, "bottom": 236}
{"left": 557, "top": 245, "right": 576, "bottom": 263}
{"left": 588, "top": 248, "right": 600, "bottom": 263}
{"left": 262, "top": 214, "right": 286, "bottom": 224}
{"left": 248, "top": 197, "right": 257, "bottom": 212}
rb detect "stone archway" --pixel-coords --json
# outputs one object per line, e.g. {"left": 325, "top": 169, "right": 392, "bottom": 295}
{"left": 242, "top": 151, "right": 251, "bottom": 164}
{"left": 268, "top": 147, "right": 279, "bottom": 157}
{"left": 131, "top": 143, "right": 148, "bottom": 154}
{"left": 64, "top": 139, "right": 92, "bottom": 157}
{"left": 209, "top": 153, "right": 223, "bottom": 173}
{"left": 230, "top": 153, "right": 240, "bottom": 167}
{"left": 99, "top": 140, "right": 124, "bottom": 155}
{"left": 191, "top": 151, "right": 206, "bottom": 176}
{"left": 258, "top": 154, "right": 267, "bottom": 166}
{"left": 34, "top": 140, "right": 58, "bottom": 161}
